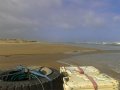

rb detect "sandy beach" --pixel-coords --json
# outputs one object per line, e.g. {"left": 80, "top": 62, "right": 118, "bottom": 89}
{"left": 0, "top": 42, "right": 119, "bottom": 90}
{"left": 0, "top": 42, "right": 98, "bottom": 69}
{"left": 0, "top": 42, "right": 119, "bottom": 81}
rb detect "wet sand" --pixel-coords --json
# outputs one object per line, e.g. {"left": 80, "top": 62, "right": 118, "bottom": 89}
{"left": 0, "top": 54, "right": 71, "bottom": 69}
{"left": 58, "top": 51, "right": 120, "bottom": 82}
{"left": 0, "top": 43, "right": 98, "bottom": 69}
{"left": 0, "top": 43, "right": 119, "bottom": 84}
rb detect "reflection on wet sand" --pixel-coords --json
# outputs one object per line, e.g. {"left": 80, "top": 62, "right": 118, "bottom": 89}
{"left": 58, "top": 51, "right": 120, "bottom": 81}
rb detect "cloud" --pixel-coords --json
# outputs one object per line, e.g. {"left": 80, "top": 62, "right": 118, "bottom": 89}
{"left": 113, "top": 16, "right": 120, "bottom": 22}
{"left": 82, "top": 12, "right": 105, "bottom": 28}
{"left": 0, "top": 0, "right": 119, "bottom": 41}
{"left": 0, "top": 0, "right": 107, "bottom": 31}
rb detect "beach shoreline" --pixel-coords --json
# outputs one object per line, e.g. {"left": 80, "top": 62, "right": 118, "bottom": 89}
{"left": 0, "top": 43, "right": 99, "bottom": 69}
{"left": 0, "top": 43, "right": 119, "bottom": 82}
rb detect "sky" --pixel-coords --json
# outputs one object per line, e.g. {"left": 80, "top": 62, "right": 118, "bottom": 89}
{"left": 0, "top": 0, "right": 120, "bottom": 42}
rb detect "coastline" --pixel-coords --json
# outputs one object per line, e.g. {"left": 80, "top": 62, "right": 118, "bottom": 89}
{"left": 0, "top": 43, "right": 119, "bottom": 82}
{"left": 0, "top": 43, "right": 99, "bottom": 69}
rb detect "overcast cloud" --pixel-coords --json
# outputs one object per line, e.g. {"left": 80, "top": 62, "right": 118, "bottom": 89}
{"left": 0, "top": 0, "right": 120, "bottom": 42}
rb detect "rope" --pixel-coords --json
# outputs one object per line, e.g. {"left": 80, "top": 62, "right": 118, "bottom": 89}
{"left": 77, "top": 67, "right": 98, "bottom": 90}
{"left": 0, "top": 71, "right": 24, "bottom": 81}
{"left": 85, "top": 74, "right": 98, "bottom": 90}
{"left": 0, "top": 66, "right": 54, "bottom": 90}
{"left": 77, "top": 67, "right": 84, "bottom": 74}
{"left": 30, "top": 74, "right": 45, "bottom": 90}
{"left": 61, "top": 62, "right": 98, "bottom": 90}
